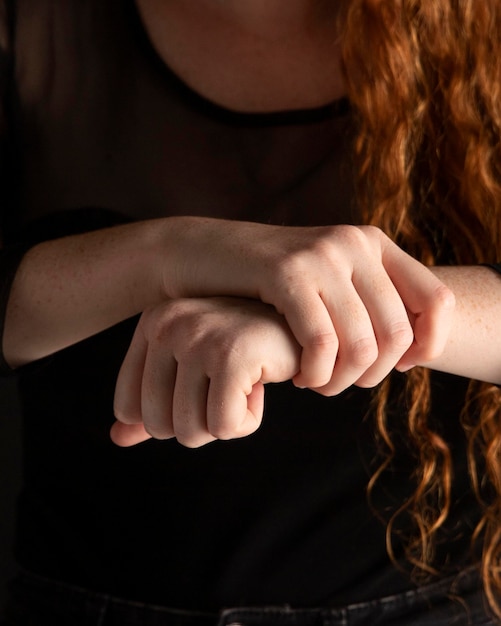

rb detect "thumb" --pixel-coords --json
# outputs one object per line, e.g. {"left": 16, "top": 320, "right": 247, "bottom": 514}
{"left": 110, "top": 421, "right": 153, "bottom": 447}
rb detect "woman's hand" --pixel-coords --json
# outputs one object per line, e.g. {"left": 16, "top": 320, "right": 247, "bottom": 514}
{"left": 165, "top": 219, "right": 455, "bottom": 395}
{"left": 111, "top": 297, "right": 301, "bottom": 448}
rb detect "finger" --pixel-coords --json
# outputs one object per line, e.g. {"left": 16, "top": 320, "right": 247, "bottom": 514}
{"left": 278, "top": 290, "right": 338, "bottom": 389}
{"left": 110, "top": 421, "right": 152, "bottom": 447}
{"left": 235, "top": 382, "right": 265, "bottom": 438}
{"left": 114, "top": 325, "right": 148, "bottom": 425}
{"left": 140, "top": 348, "right": 177, "bottom": 441}
{"left": 384, "top": 246, "right": 455, "bottom": 368}
{"left": 314, "top": 284, "right": 378, "bottom": 395}
{"left": 172, "top": 365, "right": 216, "bottom": 448}
{"left": 246, "top": 381, "right": 265, "bottom": 427}
{"left": 207, "top": 372, "right": 263, "bottom": 440}
{"left": 259, "top": 317, "right": 302, "bottom": 384}
{"left": 351, "top": 266, "right": 414, "bottom": 388}
{"left": 397, "top": 291, "right": 453, "bottom": 369}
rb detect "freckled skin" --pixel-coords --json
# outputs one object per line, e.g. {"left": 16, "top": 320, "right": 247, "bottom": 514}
{"left": 3, "top": 1, "right": 501, "bottom": 449}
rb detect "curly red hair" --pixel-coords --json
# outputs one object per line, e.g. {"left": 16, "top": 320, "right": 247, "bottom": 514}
{"left": 339, "top": 0, "right": 501, "bottom": 615}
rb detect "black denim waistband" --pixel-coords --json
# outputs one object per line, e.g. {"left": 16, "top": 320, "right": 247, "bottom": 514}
{"left": 2, "top": 566, "right": 495, "bottom": 626}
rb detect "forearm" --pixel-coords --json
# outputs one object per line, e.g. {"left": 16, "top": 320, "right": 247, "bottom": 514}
{"left": 1, "top": 215, "right": 276, "bottom": 369}
{"left": 3, "top": 219, "right": 173, "bottom": 368}
{"left": 417, "top": 265, "right": 501, "bottom": 384}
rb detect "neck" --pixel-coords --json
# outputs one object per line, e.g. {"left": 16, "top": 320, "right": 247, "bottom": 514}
{"left": 207, "top": 0, "right": 332, "bottom": 40}
{"left": 136, "top": 0, "right": 346, "bottom": 113}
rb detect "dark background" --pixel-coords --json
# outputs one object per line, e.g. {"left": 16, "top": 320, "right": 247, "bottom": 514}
{"left": 0, "top": 378, "right": 22, "bottom": 616}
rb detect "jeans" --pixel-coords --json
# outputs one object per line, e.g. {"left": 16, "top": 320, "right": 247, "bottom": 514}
{"left": 1, "top": 567, "right": 498, "bottom": 626}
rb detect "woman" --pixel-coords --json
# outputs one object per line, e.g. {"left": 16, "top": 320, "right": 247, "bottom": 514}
{"left": 1, "top": 0, "right": 501, "bottom": 623}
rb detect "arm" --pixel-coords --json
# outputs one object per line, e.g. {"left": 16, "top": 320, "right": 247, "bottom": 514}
{"left": 4, "top": 218, "right": 452, "bottom": 390}
{"left": 415, "top": 265, "right": 501, "bottom": 384}
{"left": 10, "top": 215, "right": 494, "bottom": 449}
{"left": 3, "top": 219, "right": 169, "bottom": 368}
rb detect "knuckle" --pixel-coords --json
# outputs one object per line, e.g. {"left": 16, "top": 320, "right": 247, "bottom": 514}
{"left": 205, "top": 345, "right": 246, "bottom": 382}
{"left": 302, "top": 225, "right": 361, "bottom": 260}
{"left": 357, "top": 224, "right": 384, "bottom": 240}
{"left": 176, "top": 436, "right": 208, "bottom": 449}
{"left": 302, "top": 374, "right": 333, "bottom": 390}
{"left": 236, "top": 418, "right": 261, "bottom": 438}
{"left": 313, "top": 385, "right": 339, "bottom": 398}
{"left": 179, "top": 439, "right": 204, "bottom": 449}
{"left": 273, "top": 254, "right": 310, "bottom": 294}
{"left": 346, "top": 336, "right": 378, "bottom": 368}
{"left": 433, "top": 283, "right": 456, "bottom": 312}
{"left": 309, "top": 331, "right": 338, "bottom": 352}
{"left": 307, "top": 233, "right": 338, "bottom": 259}
{"left": 150, "top": 300, "right": 196, "bottom": 341}
{"left": 209, "top": 420, "right": 238, "bottom": 441}
{"left": 274, "top": 233, "right": 338, "bottom": 280}
{"left": 174, "top": 435, "right": 193, "bottom": 448}
{"left": 354, "top": 225, "right": 387, "bottom": 255}
{"left": 355, "top": 374, "right": 386, "bottom": 389}
{"left": 341, "top": 224, "right": 378, "bottom": 251}
{"left": 173, "top": 424, "right": 202, "bottom": 448}
{"left": 381, "top": 320, "right": 414, "bottom": 353}
{"left": 143, "top": 422, "right": 172, "bottom": 440}
{"left": 162, "top": 298, "right": 192, "bottom": 317}
{"left": 216, "top": 338, "right": 244, "bottom": 365}
{"left": 113, "top": 402, "right": 141, "bottom": 425}
{"left": 113, "top": 401, "right": 126, "bottom": 422}
{"left": 339, "top": 224, "right": 367, "bottom": 245}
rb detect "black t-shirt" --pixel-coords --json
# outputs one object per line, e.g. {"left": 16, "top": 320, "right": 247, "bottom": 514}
{"left": 0, "top": 0, "right": 480, "bottom": 610}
